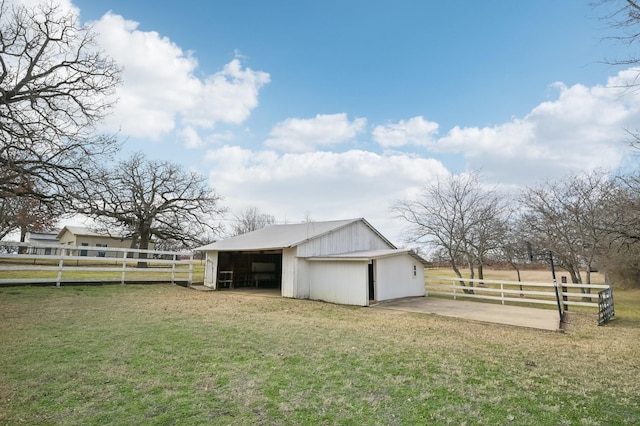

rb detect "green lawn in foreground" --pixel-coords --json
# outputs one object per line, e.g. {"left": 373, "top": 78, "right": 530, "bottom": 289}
{"left": 1, "top": 284, "right": 639, "bottom": 425}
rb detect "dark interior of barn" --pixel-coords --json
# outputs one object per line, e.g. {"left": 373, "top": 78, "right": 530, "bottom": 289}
{"left": 216, "top": 251, "right": 282, "bottom": 290}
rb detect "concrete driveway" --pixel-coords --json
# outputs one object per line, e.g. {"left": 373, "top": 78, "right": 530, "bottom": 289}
{"left": 373, "top": 297, "right": 561, "bottom": 331}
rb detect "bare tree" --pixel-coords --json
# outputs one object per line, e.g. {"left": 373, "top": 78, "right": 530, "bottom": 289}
{"left": 393, "top": 171, "right": 508, "bottom": 292}
{"left": 496, "top": 217, "right": 531, "bottom": 283}
{"left": 231, "top": 205, "right": 275, "bottom": 236}
{"left": 0, "top": 1, "right": 121, "bottom": 201}
{"left": 608, "top": 172, "right": 640, "bottom": 242}
{"left": 598, "top": 172, "right": 640, "bottom": 288}
{"left": 1, "top": 193, "right": 58, "bottom": 243}
{"left": 72, "top": 153, "right": 226, "bottom": 265}
{"left": 596, "top": 0, "right": 640, "bottom": 149}
{"left": 0, "top": 177, "right": 61, "bottom": 241}
{"left": 598, "top": 0, "right": 640, "bottom": 68}
{"left": 464, "top": 198, "right": 510, "bottom": 282}
{"left": 520, "top": 171, "right": 615, "bottom": 289}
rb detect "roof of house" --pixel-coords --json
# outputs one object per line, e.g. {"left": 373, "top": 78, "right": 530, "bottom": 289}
{"left": 56, "top": 226, "right": 128, "bottom": 240}
{"left": 25, "top": 230, "right": 60, "bottom": 244}
{"left": 197, "top": 218, "right": 395, "bottom": 251}
{"left": 306, "top": 248, "right": 430, "bottom": 265}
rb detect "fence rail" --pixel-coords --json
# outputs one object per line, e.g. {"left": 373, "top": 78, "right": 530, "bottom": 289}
{"left": 426, "top": 275, "right": 614, "bottom": 324}
{"left": 0, "top": 242, "right": 194, "bottom": 287}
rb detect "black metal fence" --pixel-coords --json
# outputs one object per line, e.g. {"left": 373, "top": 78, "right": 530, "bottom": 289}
{"left": 598, "top": 287, "right": 615, "bottom": 326}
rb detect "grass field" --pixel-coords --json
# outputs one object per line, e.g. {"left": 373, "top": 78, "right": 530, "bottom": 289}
{"left": 1, "top": 281, "right": 639, "bottom": 425}
{"left": 0, "top": 258, "right": 205, "bottom": 284}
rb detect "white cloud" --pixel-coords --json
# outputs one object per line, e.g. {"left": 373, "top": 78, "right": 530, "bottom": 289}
{"left": 438, "top": 119, "right": 539, "bottom": 158}
{"left": 264, "top": 113, "right": 367, "bottom": 152}
{"left": 205, "top": 146, "right": 448, "bottom": 244}
{"left": 432, "top": 70, "right": 637, "bottom": 184}
{"left": 178, "top": 126, "right": 203, "bottom": 149}
{"left": 67, "top": 0, "right": 640, "bottom": 239}
{"left": 372, "top": 116, "right": 439, "bottom": 148}
{"left": 186, "top": 59, "right": 271, "bottom": 129}
{"left": 201, "top": 69, "right": 640, "bottom": 242}
{"left": 90, "top": 13, "right": 269, "bottom": 141}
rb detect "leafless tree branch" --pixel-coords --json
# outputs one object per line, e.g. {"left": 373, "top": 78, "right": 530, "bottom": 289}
{"left": 0, "top": 1, "right": 121, "bottom": 202}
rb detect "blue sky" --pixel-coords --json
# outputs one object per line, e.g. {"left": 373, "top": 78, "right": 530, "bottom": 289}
{"left": 40, "top": 1, "right": 640, "bottom": 243}
{"left": 74, "top": 1, "right": 619, "bottom": 127}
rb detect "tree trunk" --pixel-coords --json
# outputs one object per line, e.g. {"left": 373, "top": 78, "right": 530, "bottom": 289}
{"left": 507, "top": 260, "right": 522, "bottom": 282}
{"left": 127, "top": 234, "right": 138, "bottom": 258}
{"left": 451, "top": 261, "right": 464, "bottom": 285}
{"left": 582, "top": 268, "right": 592, "bottom": 301}
{"left": 18, "top": 226, "right": 27, "bottom": 254}
{"left": 452, "top": 262, "right": 474, "bottom": 295}
{"left": 569, "top": 268, "right": 581, "bottom": 285}
{"left": 136, "top": 230, "right": 149, "bottom": 268}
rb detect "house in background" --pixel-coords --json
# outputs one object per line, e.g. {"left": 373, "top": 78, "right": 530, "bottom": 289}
{"left": 56, "top": 226, "right": 150, "bottom": 257}
{"left": 25, "top": 230, "right": 60, "bottom": 255}
{"left": 197, "top": 218, "right": 428, "bottom": 306}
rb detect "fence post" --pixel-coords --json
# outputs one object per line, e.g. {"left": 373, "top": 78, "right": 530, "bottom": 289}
{"left": 549, "top": 251, "right": 564, "bottom": 322}
{"left": 452, "top": 278, "right": 457, "bottom": 300}
{"left": 56, "top": 248, "right": 66, "bottom": 288}
{"left": 121, "top": 250, "right": 128, "bottom": 285}
{"left": 188, "top": 254, "right": 194, "bottom": 286}
{"left": 561, "top": 276, "right": 568, "bottom": 312}
{"left": 171, "top": 254, "right": 176, "bottom": 285}
{"left": 500, "top": 282, "right": 505, "bottom": 305}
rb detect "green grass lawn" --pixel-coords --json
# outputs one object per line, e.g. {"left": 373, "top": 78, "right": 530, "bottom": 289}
{"left": 1, "top": 284, "right": 639, "bottom": 425}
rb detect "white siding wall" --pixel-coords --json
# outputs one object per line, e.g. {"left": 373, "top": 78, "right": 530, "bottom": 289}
{"left": 281, "top": 248, "right": 297, "bottom": 298}
{"left": 204, "top": 251, "right": 218, "bottom": 288}
{"left": 296, "top": 221, "right": 392, "bottom": 257}
{"left": 58, "top": 231, "right": 152, "bottom": 255}
{"left": 309, "top": 261, "right": 368, "bottom": 306}
{"left": 295, "top": 258, "right": 310, "bottom": 298}
{"left": 375, "top": 255, "right": 426, "bottom": 301}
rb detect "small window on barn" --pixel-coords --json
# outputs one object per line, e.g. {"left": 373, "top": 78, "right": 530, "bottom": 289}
{"left": 413, "top": 264, "right": 417, "bottom": 278}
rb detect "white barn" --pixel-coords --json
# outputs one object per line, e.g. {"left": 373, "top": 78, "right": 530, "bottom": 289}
{"left": 197, "top": 218, "right": 428, "bottom": 306}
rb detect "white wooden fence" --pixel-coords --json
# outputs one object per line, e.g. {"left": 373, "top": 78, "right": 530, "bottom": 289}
{"left": 0, "top": 242, "right": 194, "bottom": 287}
{"left": 426, "top": 275, "right": 610, "bottom": 312}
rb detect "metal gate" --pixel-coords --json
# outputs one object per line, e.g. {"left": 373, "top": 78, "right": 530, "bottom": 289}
{"left": 598, "top": 287, "right": 615, "bottom": 326}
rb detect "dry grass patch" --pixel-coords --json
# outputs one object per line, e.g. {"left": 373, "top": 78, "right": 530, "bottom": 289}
{"left": 0, "top": 284, "right": 638, "bottom": 425}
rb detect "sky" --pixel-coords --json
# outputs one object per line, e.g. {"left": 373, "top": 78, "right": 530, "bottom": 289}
{"left": 15, "top": 0, "right": 640, "bottom": 245}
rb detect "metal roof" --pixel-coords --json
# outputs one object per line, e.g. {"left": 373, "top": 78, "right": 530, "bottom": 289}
{"left": 197, "top": 218, "right": 394, "bottom": 251}
{"left": 56, "top": 226, "right": 128, "bottom": 240}
{"left": 57, "top": 226, "right": 103, "bottom": 238}
{"left": 25, "top": 230, "right": 59, "bottom": 243}
{"left": 306, "top": 249, "right": 430, "bottom": 265}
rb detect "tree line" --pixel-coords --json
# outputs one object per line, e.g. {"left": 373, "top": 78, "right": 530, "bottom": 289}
{"left": 394, "top": 170, "right": 640, "bottom": 289}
